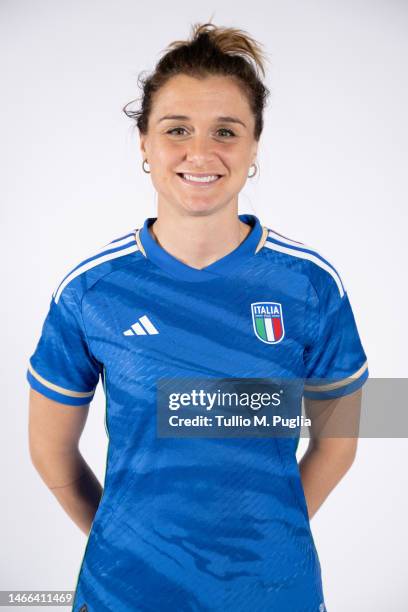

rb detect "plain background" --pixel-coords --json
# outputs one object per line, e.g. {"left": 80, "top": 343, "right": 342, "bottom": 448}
{"left": 2, "top": 1, "right": 407, "bottom": 610}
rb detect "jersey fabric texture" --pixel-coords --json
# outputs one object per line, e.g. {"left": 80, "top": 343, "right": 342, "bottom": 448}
{"left": 26, "top": 214, "right": 368, "bottom": 612}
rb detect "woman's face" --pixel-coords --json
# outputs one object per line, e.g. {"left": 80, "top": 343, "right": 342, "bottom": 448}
{"left": 139, "top": 74, "right": 259, "bottom": 217}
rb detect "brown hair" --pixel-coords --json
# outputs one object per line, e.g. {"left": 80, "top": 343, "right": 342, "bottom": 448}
{"left": 123, "top": 22, "right": 271, "bottom": 141}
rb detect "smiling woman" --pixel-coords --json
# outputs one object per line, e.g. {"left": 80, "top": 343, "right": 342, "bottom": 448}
{"left": 135, "top": 72, "right": 262, "bottom": 246}
{"left": 27, "top": 20, "right": 368, "bottom": 612}
{"left": 131, "top": 70, "right": 266, "bottom": 269}
{"left": 121, "top": 22, "right": 270, "bottom": 268}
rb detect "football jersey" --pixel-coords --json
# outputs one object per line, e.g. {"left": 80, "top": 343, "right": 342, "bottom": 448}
{"left": 26, "top": 213, "right": 369, "bottom": 612}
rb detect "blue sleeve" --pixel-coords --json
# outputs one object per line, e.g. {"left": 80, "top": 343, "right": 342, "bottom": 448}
{"left": 303, "top": 274, "right": 369, "bottom": 400}
{"left": 26, "top": 284, "right": 101, "bottom": 406}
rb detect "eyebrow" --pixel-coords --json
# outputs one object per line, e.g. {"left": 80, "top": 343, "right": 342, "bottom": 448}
{"left": 157, "top": 114, "right": 247, "bottom": 128}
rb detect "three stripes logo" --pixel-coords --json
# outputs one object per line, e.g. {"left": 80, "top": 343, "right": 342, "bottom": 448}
{"left": 123, "top": 315, "right": 159, "bottom": 336}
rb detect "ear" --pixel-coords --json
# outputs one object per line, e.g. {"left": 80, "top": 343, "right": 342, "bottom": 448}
{"left": 251, "top": 143, "right": 259, "bottom": 165}
{"left": 139, "top": 131, "right": 147, "bottom": 159}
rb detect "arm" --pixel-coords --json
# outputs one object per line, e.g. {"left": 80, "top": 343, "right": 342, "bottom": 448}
{"left": 28, "top": 387, "right": 103, "bottom": 536}
{"left": 298, "top": 387, "right": 362, "bottom": 520}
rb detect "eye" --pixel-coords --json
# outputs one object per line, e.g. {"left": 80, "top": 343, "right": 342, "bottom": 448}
{"left": 165, "top": 127, "right": 236, "bottom": 138}
{"left": 217, "top": 128, "right": 236, "bottom": 138}
{"left": 166, "top": 127, "right": 187, "bottom": 136}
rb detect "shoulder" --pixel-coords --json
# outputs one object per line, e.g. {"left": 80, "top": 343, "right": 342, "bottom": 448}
{"left": 258, "top": 224, "right": 347, "bottom": 300}
{"left": 52, "top": 227, "right": 143, "bottom": 304}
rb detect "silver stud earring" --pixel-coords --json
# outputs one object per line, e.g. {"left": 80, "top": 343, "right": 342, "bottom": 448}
{"left": 248, "top": 163, "right": 258, "bottom": 178}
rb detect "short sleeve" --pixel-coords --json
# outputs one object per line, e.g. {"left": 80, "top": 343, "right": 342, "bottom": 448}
{"left": 26, "top": 284, "right": 101, "bottom": 406}
{"left": 303, "top": 274, "right": 369, "bottom": 400}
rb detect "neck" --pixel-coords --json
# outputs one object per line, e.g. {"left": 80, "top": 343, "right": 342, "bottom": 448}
{"left": 148, "top": 206, "right": 252, "bottom": 270}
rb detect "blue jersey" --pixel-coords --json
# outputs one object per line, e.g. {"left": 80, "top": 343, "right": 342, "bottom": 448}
{"left": 26, "top": 214, "right": 368, "bottom": 612}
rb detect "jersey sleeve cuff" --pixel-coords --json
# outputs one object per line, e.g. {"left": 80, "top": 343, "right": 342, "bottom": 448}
{"left": 26, "top": 363, "right": 96, "bottom": 406}
{"left": 303, "top": 361, "right": 369, "bottom": 400}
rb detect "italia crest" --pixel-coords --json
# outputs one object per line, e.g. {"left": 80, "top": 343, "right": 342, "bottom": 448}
{"left": 251, "top": 302, "right": 285, "bottom": 344}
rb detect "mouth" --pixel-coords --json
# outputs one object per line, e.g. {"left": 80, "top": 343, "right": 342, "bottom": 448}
{"left": 176, "top": 173, "right": 224, "bottom": 186}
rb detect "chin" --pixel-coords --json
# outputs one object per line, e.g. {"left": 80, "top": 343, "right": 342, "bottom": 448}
{"left": 184, "top": 201, "right": 227, "bottom": 217}
{"left": 175, "top": 197, "right": 221, "bottom": 215}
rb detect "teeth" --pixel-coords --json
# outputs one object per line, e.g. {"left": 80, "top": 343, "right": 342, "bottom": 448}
{"left": 182, "top": 174, "right": 220, "bottom": 183}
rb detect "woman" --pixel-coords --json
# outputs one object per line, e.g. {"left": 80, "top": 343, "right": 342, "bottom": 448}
{"left": 27, "top": 22, "right": 369, "bottom": 612}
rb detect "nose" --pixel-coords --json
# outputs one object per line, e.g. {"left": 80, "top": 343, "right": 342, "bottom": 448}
{"left": 184, "top": 134, "right": 217, "bottom": 166}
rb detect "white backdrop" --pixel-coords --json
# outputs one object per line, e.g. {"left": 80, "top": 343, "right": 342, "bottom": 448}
{"left": 1, "top": 1, "right": 407, "bottom": 610}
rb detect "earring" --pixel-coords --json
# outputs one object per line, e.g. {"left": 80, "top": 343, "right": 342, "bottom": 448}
{"left": 142, "top": 159, "right": 150, "bottom": 173}
{"left": 248, "top": 163, "right": 258, "bottom": 178}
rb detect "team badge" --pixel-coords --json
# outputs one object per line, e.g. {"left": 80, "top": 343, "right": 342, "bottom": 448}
{"left": 251, "top": 302, "right": 285, "bottom": 344}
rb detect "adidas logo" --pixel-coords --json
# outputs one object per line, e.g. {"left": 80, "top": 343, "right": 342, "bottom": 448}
{"left": 123, "top": 315, "right": 159, "bottom": 336}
